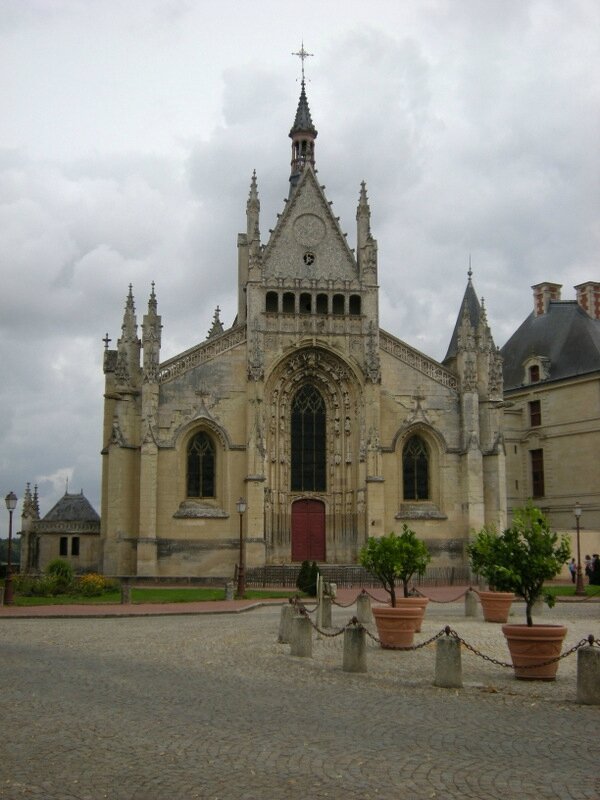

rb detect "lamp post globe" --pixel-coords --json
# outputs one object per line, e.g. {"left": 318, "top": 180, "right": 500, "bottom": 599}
{"left": 4, "top": 491, "right": 18, "bottom": 605}
{"left": 574, "top": 503, "right": 585, "bottom": 596}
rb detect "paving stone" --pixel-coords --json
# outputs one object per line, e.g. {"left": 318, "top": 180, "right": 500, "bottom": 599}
{"left": 0, "top": 599, "right": 598, "bottom": 799}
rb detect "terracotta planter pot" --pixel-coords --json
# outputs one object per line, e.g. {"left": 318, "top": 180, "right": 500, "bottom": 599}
{"left": 502, "top": 623, "right": 568, "bottom": 681}
{"left": 478, "top": 590, "right": 514, "bottom": 623}
{"left": 393, "top": 596, "right": 429, "bottom": 632}
{"left": 372, "top": 606, "right": 421, "bottom": 649}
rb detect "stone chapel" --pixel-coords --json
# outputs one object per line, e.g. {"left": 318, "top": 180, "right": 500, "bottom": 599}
{"left": 99, "top": 77, "right": 507, "bottom": 579}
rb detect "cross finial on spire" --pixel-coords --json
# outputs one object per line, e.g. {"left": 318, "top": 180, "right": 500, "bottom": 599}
{"left": 468, "top": 254, "right": 473, "bottom": 280}
{"left": 292, "top": 41, "right": 313, "bottom": 83}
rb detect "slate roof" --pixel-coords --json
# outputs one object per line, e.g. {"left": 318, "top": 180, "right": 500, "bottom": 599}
{"left": 443, "top": 276, "right": 483, "bottom": 363}
{"left": 43, "top": 492, "right": 100, "bottom": 523}
{"left": 501, "top": 301, "right": 600, "bottom": 391}
{"left": 289, "top": 81, "right": 317, "bottom": 137}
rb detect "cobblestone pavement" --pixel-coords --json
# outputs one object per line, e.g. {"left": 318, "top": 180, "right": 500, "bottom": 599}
{"left": 1, "top": 599, "right": 599, "bottom": 800}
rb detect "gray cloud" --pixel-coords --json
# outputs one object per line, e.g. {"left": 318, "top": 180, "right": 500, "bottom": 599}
{"left": 0, "top": 1, "right": 598, "bottom": 528}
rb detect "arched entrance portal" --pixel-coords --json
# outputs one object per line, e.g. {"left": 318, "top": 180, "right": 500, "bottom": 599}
{"left": 291, "top": 499, "right": 326, "bottom": 562}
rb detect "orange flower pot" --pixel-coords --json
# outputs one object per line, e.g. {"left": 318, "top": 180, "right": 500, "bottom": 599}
{"left": 502, "top": 623, "right": 568, "bottom": 680}
{"left": 372, "top": 605, "right": 421, "bottom": 649}
{"left": 478, "top": 590, "right": 514, "bottom": 623}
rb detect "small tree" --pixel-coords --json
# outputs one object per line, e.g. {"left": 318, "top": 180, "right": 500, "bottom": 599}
{"left": 296, "top": 561, "right": 320, "bottom": 596}
{"left": 468, "top": 504, "right": 571, "bottom": 626}
{"left": 359, "top": 525, "right": 431, "bottom": 607}
{"left": 296, "top": 560, "right": 311, "bottom": 594}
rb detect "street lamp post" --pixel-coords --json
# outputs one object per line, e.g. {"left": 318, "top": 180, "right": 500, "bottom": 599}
{"left": 574, "top": 502, "right": 585, "bottom": 596}
{"left": 236, "top": 497, "right": 247, "bottom": 599}
{"left": 4, "top": 491, "right": 18, "bottom": 605}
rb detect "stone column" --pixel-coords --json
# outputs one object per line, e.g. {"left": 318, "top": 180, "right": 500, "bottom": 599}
{"left": 290, "top": 616, "right": 313, "bottom": 658}
{"left": 577, "top": 646, "right": 600, "bottom": 705}
{"left": 434, "top": 636, "right": 463, "bottom": 688}
{"left": 356, "top": 592, "right": 372, "bottom": 624}
{"left": 343, "top": 626, "right": 367, "bottom": 673}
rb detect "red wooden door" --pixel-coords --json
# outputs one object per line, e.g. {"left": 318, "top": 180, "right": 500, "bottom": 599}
{"left": 291, "top": 499, "right": 326, "bottom": 562}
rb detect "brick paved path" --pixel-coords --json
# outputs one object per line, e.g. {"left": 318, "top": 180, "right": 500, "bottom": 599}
{"left": 1, "top": 601, "right": 598, "bottom": 799}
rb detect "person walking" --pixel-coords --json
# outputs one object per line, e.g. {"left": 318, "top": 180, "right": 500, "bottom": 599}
{"left": 568, "top": 558, "right": 577, "bottom": 584}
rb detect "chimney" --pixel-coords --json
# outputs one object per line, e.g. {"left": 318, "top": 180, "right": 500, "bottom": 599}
{"left": 574, "top": 282, "right": 600, "bottom": 320}
{"left": 532, "top": 282, "right": 562, "bottom": 317}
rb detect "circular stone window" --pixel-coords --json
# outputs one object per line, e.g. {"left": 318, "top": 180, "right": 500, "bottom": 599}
{"left": 303, "top": 251, "right": 315, "bottom": 266}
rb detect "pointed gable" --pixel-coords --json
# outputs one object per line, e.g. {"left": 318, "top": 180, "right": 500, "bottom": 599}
{"left": 262, "top": 167, "right": 358, "bottom": 281}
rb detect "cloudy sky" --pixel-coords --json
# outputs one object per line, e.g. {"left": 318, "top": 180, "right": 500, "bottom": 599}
{"left": 0, "top": 0, "right": 598, "bottom": 530}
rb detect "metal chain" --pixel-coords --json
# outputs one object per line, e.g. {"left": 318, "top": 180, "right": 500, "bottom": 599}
{"left": 445, "top": 626, "right": 594, "bottom": 670}
{"left": 362, "top": 625, "right": 447, "bottom": 651}
{"left": 413, "top": 587, "right": 470, "bottom": 604}
{"left": 297, "top": 607, "right": 359, "bottom": 638}
{"left": 332, "top": 596, "right": 360, "bottom": 608}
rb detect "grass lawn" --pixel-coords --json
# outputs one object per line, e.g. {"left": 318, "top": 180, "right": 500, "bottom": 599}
{"left": 9, "top": 587, "right": 303, "bottom": 607}
{"left": 544, "top": 584, "right": 600, "bottom": 599}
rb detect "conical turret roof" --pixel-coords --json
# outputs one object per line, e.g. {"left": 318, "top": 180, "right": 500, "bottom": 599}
{"left": 289, "top": 81, "right": 317, "bottom": 137}
{"left": 443, "top": 272, "right": 483, "bottom": 363}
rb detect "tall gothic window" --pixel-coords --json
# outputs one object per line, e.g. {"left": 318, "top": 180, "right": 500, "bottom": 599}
{"left": 291, "top": 385, "right": 326, "bottom": 492}
{"left": 187, "top": 432, "right": 215, "bottom": 498}
{"left": 403, "top": 435, "right": 429, "bottom": 500}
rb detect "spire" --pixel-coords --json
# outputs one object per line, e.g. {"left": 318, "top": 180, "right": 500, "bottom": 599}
{"left": 246, "top": 170, "right": 260, "bottom": 243}
{"left": 116, "top": 284, "right": 141, "bottom": 385}
{"left": 207, "top": 306, "right": 224, "bottom": 339}
{"left": 142, "top": 282, "right": 162, "bottom": 383}
{"left": 356, "top": 181, "right": 371, "bottom": 252}
{"left": 289, "top": 43, "right": 318, "bottom": 187}
{"left": 443, "top": 268, "right": 483, "bottom": 364}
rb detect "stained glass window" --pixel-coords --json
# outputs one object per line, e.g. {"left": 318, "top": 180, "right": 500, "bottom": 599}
{"left": 291, "top": 385, "right": 326, "bottom": 492}
{"left": 403, "top": 435, "right": 429, "bottom": 500}
{"left": 187, "top": 432, "right": 215, "bottom": 498}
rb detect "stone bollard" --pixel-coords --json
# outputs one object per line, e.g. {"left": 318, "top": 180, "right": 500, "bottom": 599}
{"left": 224, "top": 581, "right": 234, "bottom": 601}
{"left": 343, "top": 625, "right": 367, "bottom": 673}
{"left": 434, "top": 635, "right": 463, "bottom": 688}
{"left": 321, "top": 596, "right": 332, "bottom": 628}
{"left": 120, "top": 580, "right": 131, "bottom": 605}
{"left": 356, "top": 592, "right": 372, "bottom": 624}
{"left": 464, "top": 588, "right": 478, "bottom": 618}
{"left": 577, "top": 644, "right": 600, "bottom": 705}
{"left": 290, "top": 615, "right": 313, "bottom": 658}
{"left": 278, "top": 603, "right": 296, "bottom": 643}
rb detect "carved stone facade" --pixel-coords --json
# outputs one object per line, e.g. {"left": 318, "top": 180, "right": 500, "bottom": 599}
{"left": 98, "top": 82, "right": 506, "bottom": 578}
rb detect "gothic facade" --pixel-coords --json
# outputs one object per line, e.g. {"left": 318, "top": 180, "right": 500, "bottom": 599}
{"left": 99, "top": 81, "right": 506, "bottom": 578}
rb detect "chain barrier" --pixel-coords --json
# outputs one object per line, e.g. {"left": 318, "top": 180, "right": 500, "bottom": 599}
{"left": 444, "top": 626, "right": 595, "bottom": 670}
{"left": 362, "top": 625, "right": 448, "bottom": 651}
{"left": 296, "top": 606, "right": 361, "bottom": 638}
{"left": 331, "top": 596, "right": 361, "bottom": 608}
{"left": 291, "top": 596, "right": 318, "bottom": 615}
{"left": 412, "top": 587, "right": 471, "bottom": 604}
{"left": 288, "top": 604, "right": 600, "bottom": 669}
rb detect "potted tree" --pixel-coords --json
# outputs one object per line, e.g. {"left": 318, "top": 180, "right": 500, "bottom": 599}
{"left": 470, "top": 504, "right": 571, "bottom": 680}
{"left": 468, "top": 529, "right": 516, "bottom": 623}
{"left": 358, "top": 525, "right": 431, "bottom": 648}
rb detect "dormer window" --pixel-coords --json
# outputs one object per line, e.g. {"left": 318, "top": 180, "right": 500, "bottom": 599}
{"left": 523, "top": 356, "right": 550, "bottom": 386}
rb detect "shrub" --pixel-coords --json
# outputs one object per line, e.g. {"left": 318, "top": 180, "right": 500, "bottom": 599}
{"left": 76, "top": 573, "right": 110, "bottom": 597}
{"left": 359, "top": 525, "right": 431, "bottom": 606}
{"left": 296, "top": 560, "right": 311, "bottom": 594}
{"left": 295, "top": 560, "right": 320, "bottom": 596}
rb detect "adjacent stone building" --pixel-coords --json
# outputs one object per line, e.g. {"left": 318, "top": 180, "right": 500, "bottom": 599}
{"left": 20, "top": 484, "right": 101, "bottom": 573}
{"left": 501, "top": 281, "right": 600, "bottom": 557}
{"left": 97, "top": 79, "right": 506, "bottom": 579}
